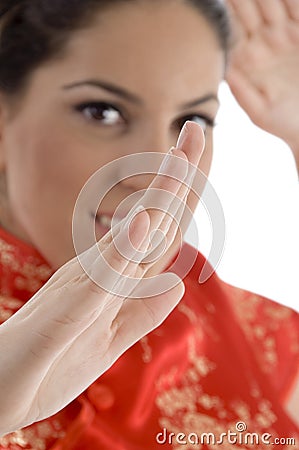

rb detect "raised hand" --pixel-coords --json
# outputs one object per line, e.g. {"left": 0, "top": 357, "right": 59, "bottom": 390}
{"left": 226, "top": 0, "right": 299, "bottom": 159}
{"left": 0, "top": 121, "right": 205, "bottom": 436}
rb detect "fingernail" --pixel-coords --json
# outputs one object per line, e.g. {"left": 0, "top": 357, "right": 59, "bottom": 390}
{"left": 176, "top": 121, "right": 189, "bottom": 149}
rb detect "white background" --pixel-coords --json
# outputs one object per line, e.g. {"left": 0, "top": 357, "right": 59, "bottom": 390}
{"left": 186, "top": 82, "right": 299, "bottom": 311}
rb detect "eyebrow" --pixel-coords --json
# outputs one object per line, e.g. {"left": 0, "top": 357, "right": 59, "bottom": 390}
{"left": 62, "top": 79, "right": 219, "bottom": 108}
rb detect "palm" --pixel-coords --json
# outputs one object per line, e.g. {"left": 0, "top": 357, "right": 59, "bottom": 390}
{"left": 226, "top": 0, "right": 299, "bottom": 149}
{"left": 26, "top": 270, "right": 179, "bottom": 422}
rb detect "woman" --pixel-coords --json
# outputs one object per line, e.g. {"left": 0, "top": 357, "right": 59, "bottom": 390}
{"left": 0, "top": 0, "right": 298, "bottom": 448}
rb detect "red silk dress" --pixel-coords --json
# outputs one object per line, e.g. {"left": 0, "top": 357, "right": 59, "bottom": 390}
{"left": 0, "top": 226, "right": 298, "bottom": 450}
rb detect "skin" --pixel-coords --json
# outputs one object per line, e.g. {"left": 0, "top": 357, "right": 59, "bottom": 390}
{"left": 0, "top": 129, "right": 205, "bottom": 435}
{"left": 0, "top": 4, "right": 224, "bottom": 432}
{"left": 0, "top": 0, "right": 224, "bottom": 269}
{"left": 227, "top": 0, "right": 299, "bottom": 172}
{"left": 0, "top": 0, "right": 298, "bottom": 435}
{"left": 226, "top": 0, "right": 299, "bottom": 426}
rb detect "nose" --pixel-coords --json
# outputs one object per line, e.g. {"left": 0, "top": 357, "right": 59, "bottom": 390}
{"left": 119, "top": 125, "right": 176, "bottom": 191}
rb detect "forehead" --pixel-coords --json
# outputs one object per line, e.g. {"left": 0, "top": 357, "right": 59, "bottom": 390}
{"left": 37, "top": 2, "right": 224, "bottom": 106}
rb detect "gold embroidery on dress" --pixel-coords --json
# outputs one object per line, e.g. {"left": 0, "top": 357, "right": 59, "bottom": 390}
{"left": 178, "top": 303, "right": 219, "bottom": 344}
{"left": 139, "top": 336, "right": 152, "bottom": 363}
{"left": 178, "top": 304, "right": 197, "bottom": 324}
{"left": 0, "top": 420, "right": 65, "bottom": 450}
{"left": 227, "top": 287, "right": 299, "bottom": 375}
{"left": 0, "top": 237, "right": 52, "bottom": 296}
{"left": 0, "top": 295, "right": 24, "bottom": 323}
{"left": 0, "top": 236, "right": 52, "bottom": 324}
{"left": 0, "top": 238, "right": 66, "bottom": 449}
{"left": 155, "top": 333, "right": 284, "bottom": 449}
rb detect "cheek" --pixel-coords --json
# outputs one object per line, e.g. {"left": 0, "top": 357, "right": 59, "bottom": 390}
{"left": 5, "top": 122, "right": 90, "bottom": 225}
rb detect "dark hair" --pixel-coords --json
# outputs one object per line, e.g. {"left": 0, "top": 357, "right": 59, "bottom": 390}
{"left": 0, "top": 0, "right": 231, "bottom": 95}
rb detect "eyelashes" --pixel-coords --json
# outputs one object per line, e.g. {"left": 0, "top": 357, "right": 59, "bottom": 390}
{"left": 75, "top": 102, "right": 126, "bottom": 126}
{"left": 175, "top": 114, "right": 215, "bottom": 132}
{"left": 74, "top": 101, "right": 216, "bottom": 131}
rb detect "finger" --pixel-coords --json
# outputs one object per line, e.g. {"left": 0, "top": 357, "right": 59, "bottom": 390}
{"left": 143, "top": 121, "right": 204, "bottom": 204}
{"left": 156, "top": 122, "right": 204, "bottom": 235}
{"left": 175, "top": 120, "right": 205, "bottom": 169}
{"left": 255, "top": 0, "right": 288, "bottom": 25}
{"left": 226, "top": 68, "right": 266, "bottom": 122}
{"left": 227, "top": 0, "right": 262, "bottom": 36}
{"left": 54, "top": 127, "right": 201, "bottom": 301}
{"left": 138, "top": 149, "right": 188, "bottom": 230}
{"left": 226, "top": 0, "right": 248, "bottom": 43}
{"left": 107, "top": 121, "right": 203, "bottom": 262}
{"left": 90, "top": 206, "right": 151, "bottom": 293}
{"left": 284, "top": 0, "right": 299, "bottom": 21}
{"left": 145, "top": 181, "right": 196, "bottom": 274}
{"left": 161, "top": 198, "right": 186, "bottom": 252}
{"left": 79, "top": 125, "right": 202, "bottom": 293}
{"left": 147, "top": 123, "right": 204, "bottom": 268}
{"left": 106, "top": 122, "right": 204, "bottom": 252}
{"left": 144, "top": 168, "right": 195, "bottom": 266}
{"left": 141, "top": 125, "right": 204, "bottom": 265}
{"left": 158, "top": 157, "right": 198, "bottom": 236}
{"left": 141, "top": 122, "right": 204, "bottom": 232}
{"left": 140, "top": 199, "right": 185, "bottom": 266}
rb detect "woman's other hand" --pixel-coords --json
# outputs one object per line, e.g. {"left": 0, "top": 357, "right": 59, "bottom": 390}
{"left": 226, "top": 0, "right": 299, "bottom": 161}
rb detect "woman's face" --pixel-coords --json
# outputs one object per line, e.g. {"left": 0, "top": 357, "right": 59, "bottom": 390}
{"left": 0, "top": 1, "right": 224, "bottom": 268}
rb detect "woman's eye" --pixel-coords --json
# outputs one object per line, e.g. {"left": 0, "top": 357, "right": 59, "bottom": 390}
{"left": 177, "top": 114, "right": 215, "bottom": 132}
{"left": 75, "top": 102, "right": 124, "bottom": 126}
